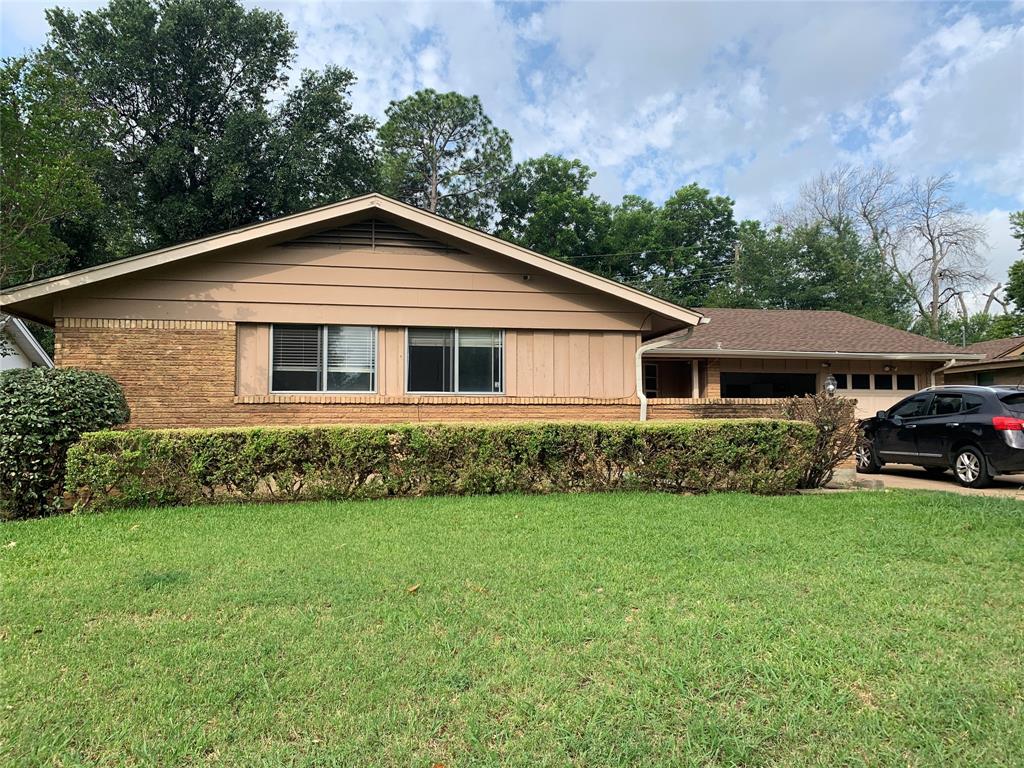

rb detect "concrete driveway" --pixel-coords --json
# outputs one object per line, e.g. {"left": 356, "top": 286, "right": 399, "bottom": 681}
{"left": 867, "top": 464, "right": 1024, "bottom": 498}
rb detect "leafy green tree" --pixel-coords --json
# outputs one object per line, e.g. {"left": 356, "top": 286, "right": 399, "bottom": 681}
{"left": 41, "top": 0, "right": 376, "bottom": 260}
{"left": 379, "top": 89, "right": 512, "bottom": 228}
{"left": 707, "top": 220, "right": 914, "bottom": 326}
{"left": 1010, "top": 211, "right": 1024, "bottom": 254}
{"left": 703, "top": 221, "right": 795, "bottom": 308}
{"left": 0, "top": 55, "right": 103, "bottom": 288}
{"left": 593, "top": 195, "right": 664, "bottom": 281}
{"left": 496, "top": 155, "right": 609, "bottom": 262}
{"left": 267, "top": 66, "right": 378, "bottom": 214}
{"left": 44, "top": 0, "right": 297, "bottom": 251}
{"left": 637, "top": 184, "right": 738, "bottom": 306}
{"left": 911, "top": 311, "right": 1024, "bottom": 347}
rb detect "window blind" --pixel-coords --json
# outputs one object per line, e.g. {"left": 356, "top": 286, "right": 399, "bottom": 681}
{"left": 327, "top": 326, "right": 375, "bottom": 373}
{"left": 272, "top": 325, "right": 320, "bottom": 371}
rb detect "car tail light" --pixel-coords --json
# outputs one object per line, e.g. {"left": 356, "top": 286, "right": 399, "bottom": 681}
{"left": 992, "top": 416, "right": 1024, "bottom": 431}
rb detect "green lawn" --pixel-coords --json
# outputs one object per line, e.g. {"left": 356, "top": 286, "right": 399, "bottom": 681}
{"left": 2, "top": 491, "right": 1023, "bottom": 767}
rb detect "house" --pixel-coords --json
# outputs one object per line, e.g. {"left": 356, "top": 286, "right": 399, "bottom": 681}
{"left": 940, "top": 336, "right": 1024, "bottom": 387}
{"left": 0, "top": 193, "right": 975, "bottom": 428}
{"left": 0, "top": 314, "right": 53, "bottom": 371}
{"left": 642, "top": 308, "right": 978, "bottom": 419}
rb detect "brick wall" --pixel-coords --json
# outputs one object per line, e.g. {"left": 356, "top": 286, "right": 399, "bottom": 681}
{"left": 55, "top": 319, "right": 791, "bottom": 428}
{"left": 705, "top": 359, "right": 722, "bottom": 398}
{"left": 647, "top": 399, "right": 781, "bottom": 420}
{"left": 56, "top": 319, "right": 237, "bottom": 429}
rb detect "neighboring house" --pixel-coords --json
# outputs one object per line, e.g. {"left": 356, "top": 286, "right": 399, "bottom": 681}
{"left": 641, "top": 308, "right": 976, "bottom": 418}
{"left": 0, "top": 313, "right": 53, "bottom": 370}
{"left": 940, "top": 336, "right": 1024, "bottom": 387}
{"left": 0, "top": 193, "right": 975, "bottom": 428}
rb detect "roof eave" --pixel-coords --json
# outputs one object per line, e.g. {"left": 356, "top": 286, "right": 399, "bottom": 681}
{"left": 642, "top": 348, "right": 981, "bottom": 362}
{"left": 2, "top": 315, "right": 53, "bottom": 367}
{"left": 943, "top": 358, "right": 1024, "bottom": 374}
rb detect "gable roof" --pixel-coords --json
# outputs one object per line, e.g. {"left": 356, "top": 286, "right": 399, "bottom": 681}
{"left": 0, "top": 314, "right": 53, "bottom": 367}
{"left": 964, "top": 336, "right": 1024, "bottom": 360}
{"left": 940, "top": 335, "right": 1024, "bottom": 374}
{"left": 647, "top": 307, "right": 980, "bottom": 361}
{"left": 0, "top": 193, "right": 704, "bottom": 329}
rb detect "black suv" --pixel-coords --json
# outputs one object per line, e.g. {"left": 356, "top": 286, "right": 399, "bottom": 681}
{"left": 856, "top": 385, "right": 1024, "bottom": 487}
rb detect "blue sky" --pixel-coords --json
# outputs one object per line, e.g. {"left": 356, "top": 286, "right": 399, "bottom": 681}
{"left": 3, "top": 0, "right": 1023, "bottom": 291}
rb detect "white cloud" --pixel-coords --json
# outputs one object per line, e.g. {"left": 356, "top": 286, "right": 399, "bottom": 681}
{"left": 1, "top": 0, "right": 1021, "bottom": 296}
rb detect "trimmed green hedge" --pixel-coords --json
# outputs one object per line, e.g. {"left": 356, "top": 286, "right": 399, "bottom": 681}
{"left": 1, "top": 367, "right": 129, "bottom": 519}
{"left": 65, "top": 420, "right": 816, "bottom": 510}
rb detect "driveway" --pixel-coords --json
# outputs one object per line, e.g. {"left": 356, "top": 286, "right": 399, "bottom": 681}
{"left": 868, "top": 464, "right": 1024, "bottom": 498}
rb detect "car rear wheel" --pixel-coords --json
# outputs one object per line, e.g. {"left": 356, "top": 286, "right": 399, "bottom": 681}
{"left": 953, "top": 446, "right": 991, "bottom": 488}
{"left": 855, "top": 440, "right": 881, "bottom": 474}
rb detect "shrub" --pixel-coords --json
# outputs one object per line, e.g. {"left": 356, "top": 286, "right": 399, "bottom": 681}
{"left": 65, "top": 419, "right": 816, "bottom": 511}
{"left": 780, "top": 393, "right": 858, "bottom": 488}
{"left": 0, "top": 367, "right": 130, "bottom": 519}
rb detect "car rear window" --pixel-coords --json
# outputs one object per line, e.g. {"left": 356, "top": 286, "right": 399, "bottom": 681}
{"left": 998, "top": 392, "right": 1024, "bottom": 413}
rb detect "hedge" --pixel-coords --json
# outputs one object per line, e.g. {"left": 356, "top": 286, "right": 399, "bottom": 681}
{"left": 64, "top": 420, "right": 816, "bottom": 511}
{"left": 0, "top": 367, "right": 129, "bottom": 519}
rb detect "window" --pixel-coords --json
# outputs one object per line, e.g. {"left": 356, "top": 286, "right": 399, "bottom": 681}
{"left": 271, "top": 324, "right": 376, "bottom": 393}
{"left": 643, "top": 363, "right": 658, "bottom": 399}
{"left": 407, "top": 328, "right": 503, "bottom": 394}
{"left": 928, "top": 394, "right": 962, "bottom": 416}
{"left": 963, "top": 395, "right": 984, "bottom": 412}
{"left": 890, "top": 395, "right": 930, "bottom": 418}
{"left": 896, "top": 374, "right": 916, "bottom": 390}
{"left": 874, "top": 374, "right": 893, "bottom": 390}
{"left": 851, "top": 373, "right": 870, "bottom": 389}
{"left": 271, "top": 325, "right": 320, "bottom": 392}
{"left": 978, "top": 372, "right": 996, "bottom": 386}
{"left": 833, "top": 373, "right": 848, "bottom": 389}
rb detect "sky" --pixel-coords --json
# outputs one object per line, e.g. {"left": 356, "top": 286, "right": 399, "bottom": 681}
{"left": 2, "top": 0, "right": 1023, "bottom": 297}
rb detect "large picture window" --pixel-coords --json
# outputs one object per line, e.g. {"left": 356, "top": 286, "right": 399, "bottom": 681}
{"left": 407, "top": 328, "right": 503, "bottom": 394}
{"left": 271, "top": 324, "right": 376, "bottom": 393}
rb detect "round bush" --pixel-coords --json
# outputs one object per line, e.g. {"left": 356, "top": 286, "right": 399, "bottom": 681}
{"left": 0, "top": 367, "right": 129, "bottom": 519}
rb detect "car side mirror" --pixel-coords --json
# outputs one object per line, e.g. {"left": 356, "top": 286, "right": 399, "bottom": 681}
{"left": 875, "top": 410, "right": 888, "bottom": 420}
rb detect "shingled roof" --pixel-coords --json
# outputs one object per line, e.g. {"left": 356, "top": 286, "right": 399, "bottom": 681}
{"left": 651, "top": 308, "right": 976, "bottom": 360}
{"left": 963, "top": 336, "right": 1024, "bottom": 360}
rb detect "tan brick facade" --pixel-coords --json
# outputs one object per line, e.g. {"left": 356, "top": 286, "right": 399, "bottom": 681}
{"left": 705, "top": 359, "right": 722, "bottom": 398}
{"left": 55, "top": 318, "right": 787, "bottom": 428}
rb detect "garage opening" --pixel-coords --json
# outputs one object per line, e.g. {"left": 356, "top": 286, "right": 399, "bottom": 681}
{"left": 720, "top": 372, "right": 817, "bottom": 398}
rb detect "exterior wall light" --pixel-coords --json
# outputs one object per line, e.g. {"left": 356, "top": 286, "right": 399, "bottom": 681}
{"left": 823, "top": 373, "right": 838, "bottom": 395}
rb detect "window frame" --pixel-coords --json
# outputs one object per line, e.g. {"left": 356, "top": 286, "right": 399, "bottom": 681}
{"left": 834, "top": 372, "right": 916, "bottom": 391}
{"left": 404, "top": 327, "right": 505, "bottom": 395}
{"left": 269, "top": 324, "right": 377, "bottom": 394}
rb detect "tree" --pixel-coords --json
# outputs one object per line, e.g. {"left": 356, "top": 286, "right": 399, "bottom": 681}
{"left": 495, "top": 155, "right": 609, "bottom": 262}
{"left": 906, "top": 175, "right": 988, "bottom": 336}
{"left": 1011, "top": 211, "right": 1024, "bottom": 254}
{"left": 0, "top": 55, "right": 103, "bottom": 288}
{"left": 704, "top": 220, "right": 794, "bottom": 309}
{"left": 44, "top": 0, "right": 298, "bottom": 250}
{"left": 379, "top": 89, "right": 512, "bottom": 228}
{"left": 790, "top": 165, "right": 988, "bottom": 336}
{"left": 638, "top": 184, "right": 738, "bottom": 306}
{"left": 706, "top": 219, "right": 914, "bottom": 326}
{"left": 595, "top": 195, "right": 664, "bottom": 281}
{"left": 267, "top": 66, "right": 378, "bottom": 214}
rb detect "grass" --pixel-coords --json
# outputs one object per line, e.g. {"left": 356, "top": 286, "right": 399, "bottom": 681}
{"left": 2, "top": 491, "right": 1023, "bottom": 767}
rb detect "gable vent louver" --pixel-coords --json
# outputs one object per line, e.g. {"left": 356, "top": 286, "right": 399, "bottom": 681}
{"left": 285, "top": 219, "right": 455, "bottom": 252}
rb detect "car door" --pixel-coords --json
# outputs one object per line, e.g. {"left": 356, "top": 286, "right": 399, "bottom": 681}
{"left": 874, "top": 393, "right": 932, "bottom": 461}
{"left": 913, "top": 393, "right": 963, "bottom": 465}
